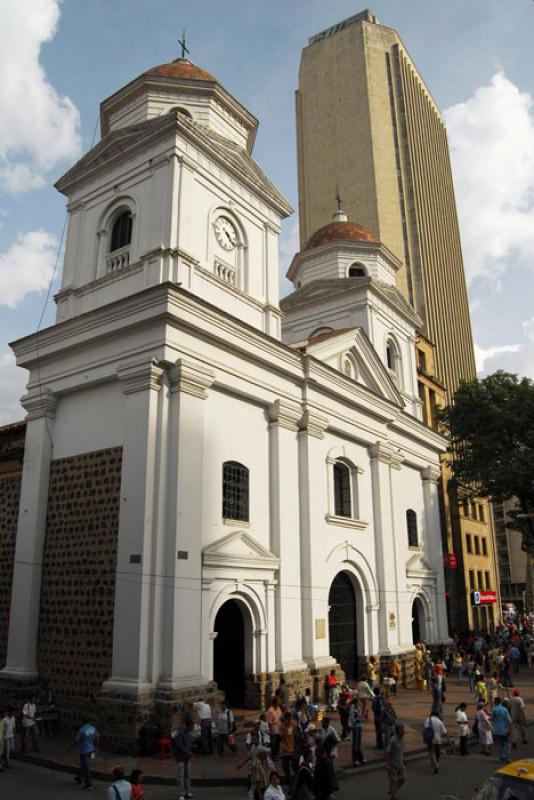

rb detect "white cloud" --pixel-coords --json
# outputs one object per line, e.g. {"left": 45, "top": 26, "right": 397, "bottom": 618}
{"left": 0, "top": 0, "right": 81, "bottom": 193}
{"left": 475, "top": 342, "right": 521, "bottom": 374}
{"left": 476, "top": 318, "right": 534, "bottom": 379}
{"left": 445, "top": 72, "right": 534, "bottom": 283}
{"left": 0, "top": 348, "right": 26, "bottom": 425}
{"left": 0, "top": 229, "right": 58, "bottom": 308}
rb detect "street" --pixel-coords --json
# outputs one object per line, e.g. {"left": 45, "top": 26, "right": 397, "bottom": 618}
{"left": 1, "top": 748, "right": 527, "bottom": 800}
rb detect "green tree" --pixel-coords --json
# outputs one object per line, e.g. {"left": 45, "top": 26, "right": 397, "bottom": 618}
{"left": 439, "top": 371, "right": 534, "bottom": 610}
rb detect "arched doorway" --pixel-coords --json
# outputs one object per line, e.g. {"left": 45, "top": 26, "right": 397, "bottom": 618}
{"left": 412, "top": 598, "right": 425, "bottom": 644}
{"left": 328, "top": 572, "right": 358, "bottom": 680}
{"left": 213, "top": 600, "right": 246, "bottom": 707}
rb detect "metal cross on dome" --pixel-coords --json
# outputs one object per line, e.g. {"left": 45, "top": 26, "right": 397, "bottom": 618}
{"left": 335, "top": 186, "right": 343, "bottom": 211}
{"left": 178, "top": 30, "right": 189, "bottom": 59}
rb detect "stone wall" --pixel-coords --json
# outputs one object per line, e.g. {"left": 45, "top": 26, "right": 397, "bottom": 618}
{"left": 0, "top": 473, "right": 22, "bottom": 669}
{"left": 38, "top": 447, "right": 122, "bottom": 716}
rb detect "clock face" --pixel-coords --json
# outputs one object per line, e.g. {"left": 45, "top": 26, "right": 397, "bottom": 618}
{"left": 214, "top": 216, "right": 237, "bottom": 251}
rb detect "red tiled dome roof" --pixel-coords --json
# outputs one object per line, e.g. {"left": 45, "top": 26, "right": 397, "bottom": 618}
{"left": 143, "top": 59, "right": 215, "bottom": 83}
{"left": 305, "top": 221, "right": 377, "bottom": 250}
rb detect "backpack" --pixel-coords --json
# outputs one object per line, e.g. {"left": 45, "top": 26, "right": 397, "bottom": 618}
{"left": 423, "top": 721, "right": 434, "bottom": 745}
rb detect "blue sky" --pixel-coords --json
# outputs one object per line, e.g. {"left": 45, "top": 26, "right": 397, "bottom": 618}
{"left": 1, "top": 0, "right": 534, "bottom": 422}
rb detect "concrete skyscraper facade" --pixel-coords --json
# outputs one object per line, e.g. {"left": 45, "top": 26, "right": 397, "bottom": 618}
{"left": 296, "top": 9, "right": 476, "bottom": 399}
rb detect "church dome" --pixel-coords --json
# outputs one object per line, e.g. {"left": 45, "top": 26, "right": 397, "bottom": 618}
{"left": 142, "top": 58, "right": 215, "bottom": 83}
{"left": 305, "top": 220, "right": 377, "bottom": 250}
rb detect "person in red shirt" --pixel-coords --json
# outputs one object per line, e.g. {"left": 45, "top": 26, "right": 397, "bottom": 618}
{"left": 434, "top": 659, "right": 445, "bottom": 690}
{"left": 338, "top": 685, "right": 352, "bottom": 739}
{"left": 326, "top": 670, "right": 338, "bottom": 710}
{"left": 129, "top": 769, "right": 144, "bottom": 799}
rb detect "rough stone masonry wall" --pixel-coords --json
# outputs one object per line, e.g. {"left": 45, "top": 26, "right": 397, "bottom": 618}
{"left": 0, "top": 474, "right": 22, "bottom": 668}
{"left": 38, "top": 447, "right": 122, "bottom": 717}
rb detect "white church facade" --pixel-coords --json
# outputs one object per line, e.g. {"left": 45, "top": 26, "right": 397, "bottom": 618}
{"left": 0, "top": 57, "right": 449, "bottom": 733}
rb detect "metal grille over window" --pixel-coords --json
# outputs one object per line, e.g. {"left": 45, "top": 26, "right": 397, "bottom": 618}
{"left": 333, "top": 462, "right": 352, "bottom": 518}
{"left": 222, "top": 461, "right": 249, "bottom": 521}
{"left": 110, "top": 212, "right": 132, "bottom": 252}
{"left": 407, "top": 509, "right": 418, "bottom": 547}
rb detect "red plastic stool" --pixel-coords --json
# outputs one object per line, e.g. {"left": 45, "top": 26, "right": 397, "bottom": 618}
{"left": 158, "top": 737, "right": 172, "bottom": 760}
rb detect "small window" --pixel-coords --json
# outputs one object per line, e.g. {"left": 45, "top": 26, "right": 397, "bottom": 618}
{"left": 482, "top": 538, "right": 488, "bottom": 557}
{"left": 386, "top": 338, "right": 401, "bottom": 386}
{"left": 477, "top": 570, "right": 483, "bottom": 589}
{"left": 170, "top": 105, "right": 193, "bottom": 119}
{"left": 333, "top": 462, "right": 352, "bottom": 518}
{"left": 348, "top": 262, "right": 366, "bottom": 278}
{"left": 462, "top": 499, "right": 469, "bottom": 517}
{"left": 222, "top": 461, "right": 249, "bottom": 521}
{"left": 341, "top": 354, "right": 358, "bottom": 380}
{"left": 417, "top": 349, "right": 427, "bottom": 372}
{"left": 110, "top": 211, "right": 132, "bottom": 252}
{"left": 485, "top": 570, "right": 490, "bottom": 588}
{"left": 310, "top": 326, "right": 334, "bottom": 339}
{"left": 406, "top": 509, "right": 418, "bottom": 548}
{"left": 478, "top": 504, "right": 486, "bottom": 523}
{"left": 469, "top": 569, "right": 475, "bottom": 590}
{"left": 466, "top": 534, "right": 472, "bottom": 554}
{"left": 474, "top": 536, "right": 480, "bottom": 555}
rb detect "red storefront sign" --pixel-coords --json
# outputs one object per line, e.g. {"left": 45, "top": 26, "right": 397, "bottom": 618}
{"left": 471, "top": 590, "right": 497, "bottom": 606}
{"left": 443, "top": 553, "right": 457, "bottom": 569}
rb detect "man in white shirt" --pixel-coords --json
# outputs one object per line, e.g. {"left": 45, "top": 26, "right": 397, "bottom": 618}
{"left": 21, "top": 696, "right": 40, "bottom": 753}
{"left": 194, "top": 697, "right": 213, "bottom": 755}
{"left": 1, "top": 707, "right": 16, "bottom": 767}
{"left": 107, "top": 765, "right": 132, "bottom": 800}
{"left": 424, "top": 711, "right": 447, "bottom": 774}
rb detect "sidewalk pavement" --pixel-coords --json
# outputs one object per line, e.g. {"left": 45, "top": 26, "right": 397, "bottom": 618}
{"left": 13, "top": 667, "right": 534, "bottom": 786}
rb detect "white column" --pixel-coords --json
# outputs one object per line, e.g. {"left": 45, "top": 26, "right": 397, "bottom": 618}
{"left": 298, "top": 408, "right": 334, "bottom": 669}
{"left": 2, "top": 390, "right": 57, "bottom": 679}
{"left": 103, "top": 359, "right": 164, "bottom": 695}
{"left": 369, "top": 441, "right": 403, "bottom": 654}
{"left": 267, "top": 399, "right": 307, "bottom": 672}
{"left": 158, "top": 358, "right": 215, "bottom": 690}
{"left": 422, "top": 465, "right": 450, "bottom": 642}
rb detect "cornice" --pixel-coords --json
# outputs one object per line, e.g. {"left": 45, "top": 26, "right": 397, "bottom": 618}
{"left": 369, "top": 440, "right": 404, "bottom": 469}
{"left": 267, "top": 398, "right": 302, "bottom": 432}
{"left": 21, "top": 388, "right": 58, "bottom": 421}
{"left": 299, "top": 408, "right": 329, "bottom": 439}
{"left": 421, "top": 464, "right": 441, "bottom": 484}
{"left": 168, "top": 358, "right": 215, "bottom": 399}
{"left": 117, "top": 358, "right": 164, "bottom": 394}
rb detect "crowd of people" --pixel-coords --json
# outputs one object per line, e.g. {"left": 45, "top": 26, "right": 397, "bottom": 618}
{"left": 1, "top": 618, "right": 532, "bottom": 799}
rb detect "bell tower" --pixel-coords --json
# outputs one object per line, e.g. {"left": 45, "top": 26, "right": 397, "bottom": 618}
{"left": 54, "top": 58, "right": 292, "bottom": 338}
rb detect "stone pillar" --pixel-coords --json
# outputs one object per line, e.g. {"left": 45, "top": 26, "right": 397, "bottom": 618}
{"left": 159, "top": 358, "right": 215, "bottom": 690}
{"left": 102, "top": 359, "right": 164, "bottom": 695}
{"left": 2, "top": 389, "right": 57, "bottom": 679}
{"left": 369, "top": 441, "right": 404, "bottom": 654}
{"left": 422, "top": 465, "right": 450, "bottom": 642}
{"left": 298, "top": 408, "right": 333, "bottom": 670}
{"left": 267, "top": 399, "right": 307, "bottom": 672}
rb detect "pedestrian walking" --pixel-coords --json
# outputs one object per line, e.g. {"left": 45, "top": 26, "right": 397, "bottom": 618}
{"left": 194, "top": 697, "right": 213, "bottom": 754}
{"left": 423, "top": 711, "right": 447, "bottom": 774}
{"left": 325, "top": 669, "right": 338, "bottom": 709}
{"left": 349, "top": 697, "right": 365, "bottom": 765}
{"left": 455, "top": 703, "right": 470, "bottom": 756}
{"left": 279, "top": 711, "right": 297, "bottom": 785}
{"left": 386, "top": 723, "right": 407, "bottom": 800}
{"left": 356, "top": 677, "right": 373, "bottom": 719}
{"left": 381, "top": 697, "right": 397, "bottom": 748}
{"left": 129, "top": 769, "right": 145, "bottom": 800}
{"left": 510, "top": 688, "right": 527, "bottom": 748}
{"left": 264, "top": 770, "right": 286, "bottom": 800}
{"left": 388, "top": 658, "right": 401, "bottom": 696}
{"left": 217, "top": 700, "right": 236, "bottom": 756}
{"left": 251, "top": 746, "right": 273, "bottom": 799}
{"left": 266, "top": 697, "right": 283, "bottom": 760}
{"left": 320, "top": 715, "right": 341, "bottom": 762}
{"left": 107, "top": 766, "right": 132, "bottom": 800}
{"left": 313, "top": 740, "right": 337, "bottom": 800}
{"left": 372, "top": 688, "right": 385, "bottom": 749}
{"left": 1, "top": 707, "right": 15, "bottom": 768}
{"left": 21, "top": 696, "right": 40, "bottom": 753}
{"left": 492, "top": 698, "right": 512, "bottom": 763}
{"left": 172, "top": 718, "right": 194, "bottom": 800}
{"left": 73, "top": 718, "right": 99, "bottom": 789}
{"left": 476, "top": 702, "right": 493, "bottom": 755}
{"left": 338, "top": 684, "right": 352, "bottom": 739}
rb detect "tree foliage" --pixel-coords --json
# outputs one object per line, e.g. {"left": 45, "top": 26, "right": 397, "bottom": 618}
{"left": 438, "top": 371, "right": 534, "bottom": 551}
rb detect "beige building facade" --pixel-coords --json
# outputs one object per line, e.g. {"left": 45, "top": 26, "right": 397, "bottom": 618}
{"left": 296, "top": 9, "right": 476, "bottom": 399}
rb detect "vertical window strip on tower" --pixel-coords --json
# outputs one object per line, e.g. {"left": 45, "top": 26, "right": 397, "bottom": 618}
{"left": 333, "top": 462, "right": 352, "bottom": 518}
{"left": 222, "top": 461, "right": 249, "bottom": 521}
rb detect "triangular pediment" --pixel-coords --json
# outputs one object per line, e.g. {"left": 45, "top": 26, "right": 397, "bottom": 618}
{"left": 202, "top": 530, "right": 280, "bottom": 570}
{"left": 307, "top": 327, "right": 404, "bottom": 407}
{"left": 406, "top": 552, "right": 437, "bottom": 579}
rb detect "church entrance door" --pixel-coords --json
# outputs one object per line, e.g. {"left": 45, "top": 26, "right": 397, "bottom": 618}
{"left": 411, "top": 598, "right": 425, "bottom": 644}
{"left": 328, "top": 571, "right": 358, "bottom": 680}
{"left": 213, "top": 599, "right": 246, "bottom": 707}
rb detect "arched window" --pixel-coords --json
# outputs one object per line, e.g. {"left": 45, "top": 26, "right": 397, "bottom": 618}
{"left": 110, "top": 211, "right": 132, "bottom": 253}
{"left": 222, "top": 461, "right": 249, "bottom": 521}
{"left": 406, "top": 509, "right": 418, "bottom": 548}
{"left": 341, "top": 354, "right": 358, "bottom": 380}
{"left": 334, "top": 462, "right": 352, "bottom": 518}
{"left": 310, "top": 326, "right": 334, "bottom": 339}
{"left": 386, "top": 337, "right": 401, "bottom": 386}
{"left": 348, "top": 262, "right": 367, "bottom": 278}
{"left": 170, "top": 105, "right": 193, "bottom": 119}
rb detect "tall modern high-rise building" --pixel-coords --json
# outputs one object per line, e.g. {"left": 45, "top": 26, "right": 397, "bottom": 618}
{"left": 296, "top": 9, "right": 476, "bottom": 398}
{"left": 296, "top": 10, "right": 499, "bottom": 633}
